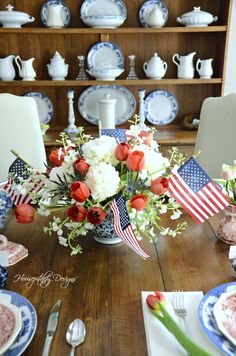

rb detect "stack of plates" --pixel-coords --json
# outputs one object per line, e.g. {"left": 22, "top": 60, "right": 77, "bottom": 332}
{"left": 0, "top": 290, "right": 37, "bottom": 355}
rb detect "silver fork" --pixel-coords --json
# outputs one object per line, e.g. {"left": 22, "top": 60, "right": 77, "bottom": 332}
{"left": 172, "top": 290, "right": 187, "bottom": 323}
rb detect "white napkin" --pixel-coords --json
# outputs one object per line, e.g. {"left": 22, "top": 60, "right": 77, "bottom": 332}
{"left": 141, "top": 291, "right": 223, "bottom": 356}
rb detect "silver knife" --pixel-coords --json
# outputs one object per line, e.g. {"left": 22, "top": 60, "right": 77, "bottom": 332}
{"left": 42, "top": 300, "right": 62, "bottom": 356}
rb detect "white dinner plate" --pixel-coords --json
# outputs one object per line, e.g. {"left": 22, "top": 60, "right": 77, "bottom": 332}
{"left": 144, "top": 90, "right": 178, "bottom": 125}
{"left": 0, "top": 300, "right": 22, "bottom": 355}
{"left": 80, "top": 0, "right": 127, "bottom": 17}
{"left": 87, "top": 41, "right": 124, "bottom": 70}
{"left": 40, "top": 0, "right": 71, "bottom": 27}
{"left": 139, "top": 0, "right": 168, "bottom": 28}
{"left": 23, "top": 92, "right": 54, "bottom": 124}
{"left": 0, "top": 290, "right": 37, "bottom": 356}
{"left": 78, "top": 85, "right": 136, "bottom": 125}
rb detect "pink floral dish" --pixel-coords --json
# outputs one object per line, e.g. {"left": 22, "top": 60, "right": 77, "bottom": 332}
{"left": 0, "top": 235, "right": 28, "bottom": 266}
{"left": 0, "top": 300, "right": 21, "bottom": 355}
{"left": 213, "top": 289, "right": 236, "bottom": 346}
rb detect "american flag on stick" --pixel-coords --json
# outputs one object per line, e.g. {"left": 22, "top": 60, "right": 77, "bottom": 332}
{"left": 3, "top": 157, "right": 44, "bottom": 205}
{"left": 101, "top": 128, "right": 135, "bottom": 142}
{"left": 168, "top": 157, "right": 230, "bottom": 224}
{"left": 110, "top": 193, "right": 150, "bottom": 259}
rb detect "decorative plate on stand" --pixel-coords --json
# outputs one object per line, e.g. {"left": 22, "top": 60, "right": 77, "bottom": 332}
{"left": 139, "top": 0, "right": 168, "bottom": 27}
{"left": 23, "top": 92, "right": 54, "bottom": 124}
{"left": 87, "top": 41, "right": 124, "bottom": 70}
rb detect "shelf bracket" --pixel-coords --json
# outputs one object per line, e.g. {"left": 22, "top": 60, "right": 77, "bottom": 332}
{"left": 100, "top": 33, "right": 110, "bottom": 42}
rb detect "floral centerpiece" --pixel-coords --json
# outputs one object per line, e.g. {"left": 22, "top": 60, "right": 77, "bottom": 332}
{"left": 217, "top": 162, "right": 236, "bottom": 243}
{"left": 8, "top": 121, "right": 187, "bottom": 256}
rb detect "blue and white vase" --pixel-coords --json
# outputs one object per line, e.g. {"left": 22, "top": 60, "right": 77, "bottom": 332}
{"left": 93, "top": 212, "right": 122, "bottom": 245}
{"left": 0, "top": 188, "right": 13, "bottom": 231}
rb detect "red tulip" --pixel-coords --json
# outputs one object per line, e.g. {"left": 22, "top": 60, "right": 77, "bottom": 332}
{"left": 74, "top": 158, "right": 90, "bottom": 177}
{"left": 146, "top": 291, "right": 166, "bottom": 311}
{"left": 87, "top": 207, "right": 106, "bottom": 225}
{"left": 15, "top": 204, "right": 35, "bottom": 224}
{"left": 139, "top": 131, "right": 153, "bottom": 146}
{"left": 49, "top": 148, "right": 70, "bottom": 167}
{"left": 150, "top": 177, "right": 169, "bottom": 196}
{"left": 126, "top": 151, "right": 144, "bottom": 171}
{"left": 130, "top": 194, "right": 148, "bottom": 211}
{"left": 70, "top": 181, "right": 90, "bottom": 202}
{"left": 68, "top": 205, "right": 87, "bottom": 222}
{"left": 115, "top": 143, "right": 131, "bottom": 161}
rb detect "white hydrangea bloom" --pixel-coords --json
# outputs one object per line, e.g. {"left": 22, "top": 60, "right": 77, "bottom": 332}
{"left": 171, "top": 210, "right": 182, "bottom": 220}
{"left": 85, "top": 162, "right": 120, "bottom": 202}
{"left": 132, "top": 144, "right": 169, "bottom": 180}
{"left": 58, "top": 236, "right": 68, "bottom": 247}
{"left": 82, "top": 136, "right": 118, "bottom": 165}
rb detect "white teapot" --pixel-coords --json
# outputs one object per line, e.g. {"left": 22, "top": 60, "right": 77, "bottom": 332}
{"left": 147, "top": 5, "right": 166, "bottom": 28}
{"left": 0, "top": 55, "right": 15, "bottom": 80}
{"left": 42, "top": 4, "right": 64, "bottom": 28}
{"left": 47, "top": 51, "right": 68, "bottom": 80}
{"left": 143, "top": 52, "right": 167, "bottom": 79}
{"left": 15, "top": 55, "right": 36, "bottom": 81}
{"left": 172, "top": 52, "right": 196, "bottom": 79}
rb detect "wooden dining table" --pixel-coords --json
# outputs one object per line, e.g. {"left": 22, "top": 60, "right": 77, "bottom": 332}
{"left": 2, "top": 211, "right": 234, "bottom": 356}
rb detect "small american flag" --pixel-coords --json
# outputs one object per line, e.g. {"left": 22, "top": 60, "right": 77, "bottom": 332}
{"left": 168, "top": 157, "right": 230, "bottom": 224}
{"left": 101, "top": 128, "right": 134, "bottom": 142}
{"left": 3, "top": 157, "right": 43, "bottom": 205}
{"left": 110, "top": 193, "right": 150, "bottom": 259}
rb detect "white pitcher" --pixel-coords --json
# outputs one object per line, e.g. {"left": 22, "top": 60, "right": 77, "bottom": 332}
{"left": 42, "top": 4, "right": 64, "bottom": 28}
{"left": 0, "top": 55, "right": 15, "bottom": 80}
{"left": 147, "top": 5, "right": 166, "bottom": 28}
{"left": 196, "top": 58, "right": 213, "bottom": 78}
{"left": 15, "top": 55, "right": 36, "bottom": 81}
{"left": 172, "top": 52, "right": 196, "bottom": 79}
{"left": 143, "top": 52, "right": 167, "bottom": 79}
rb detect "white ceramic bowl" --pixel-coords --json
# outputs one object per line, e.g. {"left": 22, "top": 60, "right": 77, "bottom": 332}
{"left": 86, "top": 68, "right": 124, "bottom": 81}
{"left": 81, "top": 15, "right": 126, "bottom": 28}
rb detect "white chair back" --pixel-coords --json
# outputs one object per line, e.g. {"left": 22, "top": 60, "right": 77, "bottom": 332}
{"left": 195, "top": 93, "right": 236, "bottom": 179}
{"left": 0, "top": 93, "right": 47, "bottom": 180}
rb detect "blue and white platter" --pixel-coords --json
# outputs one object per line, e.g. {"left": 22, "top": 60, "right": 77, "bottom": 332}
{"left": 139, "top": 0, "right": 168, "bottom": 28}
{"left": 78, "top": 85, "right": 136, "bottom": 125}
{"left": 87, "top": 41, "right": 124, "bottom": 70}
{"left": 40, "top": 0, "right": 71, "bottom": 27}
{"left": 23, "top": 92, "right": 54, "bottom": 125}
{"left": 80, "top": 0, "right": 127, "bottom": 18}
{"left": 198, "top": 282, "right": 236, "bottom": 356}
{"left": 144, "top": 90, "right": 178, "bottom": 125}
{"left": 0, "top": 290, "right": 37, "bottom": 356}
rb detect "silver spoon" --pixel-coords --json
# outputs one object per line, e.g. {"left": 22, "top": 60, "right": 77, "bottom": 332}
{"left": 66, "top": 319, "right": 86, "bottom": 356}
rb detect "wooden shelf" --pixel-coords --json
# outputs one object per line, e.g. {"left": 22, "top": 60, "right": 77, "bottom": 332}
{"left": 0, "top": 26, "right": 227, "bottom": 34}
{"left": 0, "top": 79, "right": 223, "bottom": 87}
{"left": 44, "top": 126, "right": 197, "bottom": 147}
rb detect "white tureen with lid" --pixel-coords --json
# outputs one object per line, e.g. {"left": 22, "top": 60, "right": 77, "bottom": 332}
{"left": 177, "top": 7, "right": 218, "bottom": 27}
{"left": 0, "top": 4, "right": 35, "bottom": 28}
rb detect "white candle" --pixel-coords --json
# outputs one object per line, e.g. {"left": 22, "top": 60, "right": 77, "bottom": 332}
{"left": 99, "top": 94, "right": 116, "bottom": 129}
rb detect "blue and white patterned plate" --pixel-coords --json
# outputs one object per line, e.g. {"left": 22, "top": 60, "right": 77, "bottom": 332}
{"left": 78, "top": 85, "right": 136, "bottom": 125}
{"left": 40, "top": 0, "right": 71, "bottom": 27}
{"left": 80, "top": 0, "right": 127, "bottom": 18}
{"left": 144, "top": 90, "right": 178, "bottom": 125}
{"left": 87, "top": 41, "right": 124, "bottom": 70}
{"left": 198, "top": 282, "right": 236, "bottom": 356}
{"left": 23, "top": 92, "right": 54, "bottom": 125}
{"left": 139, "top": 0, "right": 168, "bottom": 28}
{"left": 0, "top": 290, "right": 37, "bottom": 356}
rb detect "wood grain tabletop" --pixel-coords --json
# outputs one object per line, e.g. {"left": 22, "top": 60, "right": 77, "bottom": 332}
{"left": 2, "top": 211, "right": 234, "bottom": 356}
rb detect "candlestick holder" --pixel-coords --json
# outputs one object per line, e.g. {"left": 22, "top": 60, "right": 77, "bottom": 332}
{"left": 138, "top": 89, "right": 150, "bottom": 131}
{"left": 126, "top": 54, "right": 138, "bottom": 80}
{"left": 64, "top": 89, "right": 79, "bottom": 135}
{"left": 76, "top": 55, "right": 88, "bottom": 80}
